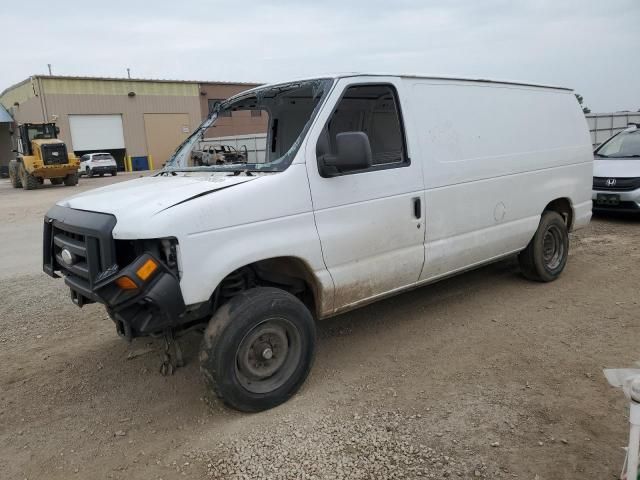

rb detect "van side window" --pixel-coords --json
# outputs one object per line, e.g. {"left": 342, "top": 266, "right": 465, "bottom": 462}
{"left": 318, "top": 84, "right": 407, "bottom": 174}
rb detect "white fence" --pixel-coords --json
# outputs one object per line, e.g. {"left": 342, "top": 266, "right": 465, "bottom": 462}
{"left": 202, "top": 133, "right": 267, "bottom": 163}
{"left": 586, "top": 112, "right": 640, "bottom": 147}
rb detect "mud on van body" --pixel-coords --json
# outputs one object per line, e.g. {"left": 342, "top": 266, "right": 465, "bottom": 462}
{"left": 44, "top": 74, "right": 592, "bottom": 412}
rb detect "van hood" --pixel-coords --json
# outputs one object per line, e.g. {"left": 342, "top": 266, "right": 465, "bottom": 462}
{"left": 594, "top": 158, "right": 640, "bottom": 178}
{"left": 57, "top": 174, "right": 257, "bottom": 217}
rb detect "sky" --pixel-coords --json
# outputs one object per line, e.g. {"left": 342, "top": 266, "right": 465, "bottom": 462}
{"left": 1, "top": 0, "right": 638, "bottom": 112}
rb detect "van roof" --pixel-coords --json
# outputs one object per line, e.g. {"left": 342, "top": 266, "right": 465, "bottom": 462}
{"left": 239, "top": 73, "right": 572, "bottom": 95}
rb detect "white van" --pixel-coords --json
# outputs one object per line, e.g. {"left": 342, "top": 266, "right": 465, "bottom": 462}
{"left": 43, "top": 74, "right": 592, "bottom": 412}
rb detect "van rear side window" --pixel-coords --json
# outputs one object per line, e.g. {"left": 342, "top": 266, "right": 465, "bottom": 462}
{"left": 319, "top": 84, "right": 408, "bottom": 172}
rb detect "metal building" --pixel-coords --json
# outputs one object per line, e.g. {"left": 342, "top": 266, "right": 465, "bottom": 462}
{"left": 0, "top": 75, "right": 262, "bottom": 173}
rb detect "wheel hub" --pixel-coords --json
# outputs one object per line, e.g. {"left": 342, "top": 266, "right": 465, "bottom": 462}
{"left": 542, "top": 225, "right": 564, "bottom": 270}
{"left": 235, "top": 317, "right": 302, "bottom": 394}
{"left": 238, "top": 326, "right": 289, "bottom": 380}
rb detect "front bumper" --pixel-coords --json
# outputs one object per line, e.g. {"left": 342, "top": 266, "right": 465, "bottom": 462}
{"left": 592, "top": 188, "right": 640, "bottom": 212}
{"left": 67, "top": 253, "right": 186, "bottom": 337}
{"left": 43, "top": 205, "right": 186, "bottom": 338}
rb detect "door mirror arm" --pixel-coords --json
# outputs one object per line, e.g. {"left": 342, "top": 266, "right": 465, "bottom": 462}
{"left": 318, "top": 154, "right": 340, "bottom": 177}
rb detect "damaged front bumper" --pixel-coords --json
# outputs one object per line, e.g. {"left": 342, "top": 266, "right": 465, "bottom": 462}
{"left": 67, "top": 253, "right": 186, "bottom": 338}
{"left": 43, "top": 205, "right": 186, "bottom": 338}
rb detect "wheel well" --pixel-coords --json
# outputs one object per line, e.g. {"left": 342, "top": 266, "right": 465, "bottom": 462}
{"left": 214, "top": 257, "right": 319, "bottom": 318}
{"left": 544, "top": 198, "right": 573, "bottom": 231}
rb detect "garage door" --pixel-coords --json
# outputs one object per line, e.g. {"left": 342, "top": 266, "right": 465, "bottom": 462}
{"left": 144, "top": 113, "right": 190, "bottom": 167}
{"left": 68, "top": 114, "right": 125, "bottom": 151}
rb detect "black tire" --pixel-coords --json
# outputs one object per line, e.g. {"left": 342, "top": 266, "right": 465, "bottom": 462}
{"left": 518, "top": 211, "right": 569, "bottom": 282}
{"left": 99, "top": 172, "right": 104, "bottom": 177}
{"left": 20, "top": 164, "right": 40, "bottom": 190}
{"left": 50, "top": 178, "right": 64, "bottom": 185}
{"left": 200, "top": 287, "right": 316, "bottom": 412}
{"left": 111, "top": 170, "right": 117, "bottom": 176}
{"left": 63, "top": 172, "right": 79, "bottom": 186}
{"left": 87, "top": 168, "right": 93, "bottom": 177}
{"left": 9, "top": 161, "right": 22, "bottom": 188}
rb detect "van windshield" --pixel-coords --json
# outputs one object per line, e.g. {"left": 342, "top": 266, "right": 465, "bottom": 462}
{"left": 162, "top": 78, "right": 333, "bottom": 174}
{"left": 596, "top": 129, "right": 640, "bottom": 158}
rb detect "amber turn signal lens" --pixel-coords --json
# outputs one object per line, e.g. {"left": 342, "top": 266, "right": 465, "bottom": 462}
{"left": 115, "top": 276, "right": 137, "bottom": 290}
{"left": 136, "top": 258, "right": 158, "bottom": 281}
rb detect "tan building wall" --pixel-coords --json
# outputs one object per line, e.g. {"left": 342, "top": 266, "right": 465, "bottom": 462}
{"left": 44, "top": 92, "right": 200, "bottom": 157}
{"left": 10, "top": 97, "right": 45, "bottom": 125}
{"left": 0, "top": 76, "right": 264, "bottom": 170}
{"left": 199, "top": 82, "right": 268, "bottom": 137}
{"left": 143, "top": 113, "right": 191, "bottom": 167}
{"left": 0, "top": 78, "right": 38, "bottom": 111}
{"left": 198, "top": 82, "right": 260, "bottom": 119}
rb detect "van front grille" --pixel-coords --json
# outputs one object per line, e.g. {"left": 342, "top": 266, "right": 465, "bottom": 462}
{"left": 43, "top": 206, "right": 117, "bottom": 287}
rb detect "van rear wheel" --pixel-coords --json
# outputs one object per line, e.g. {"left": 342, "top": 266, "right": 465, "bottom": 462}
{"left": 518, "top": 211, "right": 569, "bottom": 282}
{"left": 200, "top": 287, "right": 316, "bottom": 412}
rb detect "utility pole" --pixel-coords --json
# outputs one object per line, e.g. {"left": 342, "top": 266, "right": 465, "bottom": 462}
{"left": 126, "top": 68, "right": 131, "bottom": 79}
{"left": 47, "top": 64, "right": 52, "bottom": 75}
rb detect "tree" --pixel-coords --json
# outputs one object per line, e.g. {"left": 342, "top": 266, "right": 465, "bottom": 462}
{"left": 575, "top": 94, "right": 591, "bottom": 114}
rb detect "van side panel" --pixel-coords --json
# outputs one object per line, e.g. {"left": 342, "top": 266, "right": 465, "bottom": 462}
{"left": 405, "top": 80, "right": 592, "bottom": 280}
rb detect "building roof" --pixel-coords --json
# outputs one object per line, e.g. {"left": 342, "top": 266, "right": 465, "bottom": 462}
{"left": 0, "top": 75, "right": 261, "bottom": 98}
{"left": 0, "top": 104, "right": 13, "bottom": 123}
{"left": 34, "top": 74, "right": 260, "bottom": 86}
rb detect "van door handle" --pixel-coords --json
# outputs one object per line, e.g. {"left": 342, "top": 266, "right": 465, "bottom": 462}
{"left": 413, "top": 197, "right": 421, "bottom": 219}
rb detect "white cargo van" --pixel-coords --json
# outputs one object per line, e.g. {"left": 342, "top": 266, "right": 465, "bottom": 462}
{"left": 43, "top": 74, "right": 592, "bottom": 411}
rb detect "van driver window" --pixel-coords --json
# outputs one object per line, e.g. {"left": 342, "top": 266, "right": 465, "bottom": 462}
{"left": 321, "top": 84, "right": 407, "bottom": 170}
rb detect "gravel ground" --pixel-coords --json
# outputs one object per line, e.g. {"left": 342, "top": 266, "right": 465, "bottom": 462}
{"left": 0, "top": 176, "right": 639, "bottom": 479}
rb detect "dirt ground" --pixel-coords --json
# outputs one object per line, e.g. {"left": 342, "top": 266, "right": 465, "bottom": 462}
{"left": 0, "top": 174, "right": 638, "bottom": 479}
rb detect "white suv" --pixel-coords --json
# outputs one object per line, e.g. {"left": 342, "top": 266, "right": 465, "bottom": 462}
{"left": 79, "top": 153, "right": 118, "bottom": 177}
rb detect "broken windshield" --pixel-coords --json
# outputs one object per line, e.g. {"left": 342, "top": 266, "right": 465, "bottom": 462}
{"left": 162, "top": 78, "right": 333, "bottom": 173}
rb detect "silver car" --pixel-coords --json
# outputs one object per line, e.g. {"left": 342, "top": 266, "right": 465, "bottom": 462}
{"left": 592, "top": 124, "right": 640, "bottom": 212}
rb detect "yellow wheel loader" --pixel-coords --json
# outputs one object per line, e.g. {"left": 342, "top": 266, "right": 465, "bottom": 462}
{"left": 9, "top": 123, "right": 80, "bottom": 190}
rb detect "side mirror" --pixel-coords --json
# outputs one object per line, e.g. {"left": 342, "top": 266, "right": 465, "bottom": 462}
{"left": 319, "top": 131, "right": 372, "bottom": 177}
{"left": 55, "top": 126, "right": 60, "bottom": 135}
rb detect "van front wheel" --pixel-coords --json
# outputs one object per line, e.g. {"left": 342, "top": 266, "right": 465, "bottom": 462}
{"left": 200, "top": 287, "right": 316, "bottom": 412}
{"left": 519, "top": 211, "right": 569, "bottom": 282}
